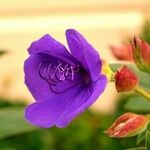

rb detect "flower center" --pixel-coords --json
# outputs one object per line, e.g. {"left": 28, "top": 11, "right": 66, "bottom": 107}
{"left": 38, "top": 61, "right": 80, "bottom": 94}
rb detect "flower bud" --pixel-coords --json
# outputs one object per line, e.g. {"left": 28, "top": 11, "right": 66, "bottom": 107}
{"left": 109, "top": 44, "right": 133, "bottom": 61}
{"left": 132, "top": 37, "right": 150, "bottom": 73}
{"left": 115, "top": 66, "right": 138, "bottom": 92}
{"left": 105, "top": 113, "right": 148, "bottom": 138}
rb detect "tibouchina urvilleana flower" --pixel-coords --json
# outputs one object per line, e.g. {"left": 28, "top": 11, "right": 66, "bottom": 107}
{"left": 24, "top": 29, "right": 107, "bottom": 128}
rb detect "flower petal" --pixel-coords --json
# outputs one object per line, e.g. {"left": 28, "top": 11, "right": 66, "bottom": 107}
{"left": 25, "top": 100, "right": 66, "bottom": 128}
{"left": 25, "top": 84, "right": 83, "bottom": 128}
{"left": 25, "top": 75, "right": 107, "bottom": 128}
{"left": 66, "top": 29, "right": 102, "bottom": 81}
{"left": 24, "top": 53, "right": 82, "bottom": 101}
{"left": 24, "top": 54, "right": 50, "bottom": 101}
{"left": 56, "top": 75, "right": 107, "bottom": 128}
{"left": 28, "top": 34, "right": 75, "bottom": 61}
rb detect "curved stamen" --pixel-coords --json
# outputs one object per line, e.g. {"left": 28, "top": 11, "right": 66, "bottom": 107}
{"left": 49, "top": 82, "right": 79, "bottom": 94}
{"left": 38, "top": 62, "right": 80, "bottom": 94}
{"left": 65, "top": 67, "right": 75, "bottom": 81}
{"left": 55, "top": 72, "right": 64, "bottom": 82}
{"left": 38, "top": 63, "right": 57, "bottom": 84}
{"left": 47, "top": 64, "right": 57, "bottom": 83}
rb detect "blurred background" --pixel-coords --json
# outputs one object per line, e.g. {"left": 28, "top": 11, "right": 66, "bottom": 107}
{"left": 0, "top": 0, "right": 150, "bottom": 150}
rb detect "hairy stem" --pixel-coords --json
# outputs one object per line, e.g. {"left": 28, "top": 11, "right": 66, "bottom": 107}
{"left": 134, "top": 86, "right": 150, "bottom": 101}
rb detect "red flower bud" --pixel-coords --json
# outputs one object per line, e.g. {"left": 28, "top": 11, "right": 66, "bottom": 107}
{"left": 132, "top": 37, "right": 150, "bottom": 73}
{"left": 109, "top": 44, "right": 133, "bottom": 61}
{"left": 115, "top": 66, "right": 138, "bottom": 92}
{"left": 105, "top": 113, "right": 148, "bottom": 138}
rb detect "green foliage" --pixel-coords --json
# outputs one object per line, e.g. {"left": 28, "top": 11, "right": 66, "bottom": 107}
{"left": 137, "top": 130, "right": 146, "bottom": 145}
{"left": 145, "top": 123, "right": 150, "bottom": 150}
{"left": 146, "top": 131, "right": 150, "bottom": 150}
{"left": 124, "top": 96, "right": 150, "bottom": 113}
{"left": 0, "top": 108, "right": 36, "bottom": 139}
{"left": 125, "top": 147, "right": 146, "bottom": 150}
{"left": 141, "top": 20, "right": 150, "bottom": 44}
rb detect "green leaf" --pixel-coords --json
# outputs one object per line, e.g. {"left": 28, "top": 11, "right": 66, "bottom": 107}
{"left": 146, "top": 131, "right": 150, "bottom": 150}
{"left": 137, "top": 130, "right": 146, "bottom": 145}
{"left": 1, "top": 148, "right": 17, "bottom": 150}
{"left": 124, "top": 96, "right": 150, "bottom": 112}
{"left": 146, "top": 123, "right": 150, "bottom": 132}
{"left": 141, "top": 19, "right": 150, "bottom": 44}
{"left": 110, "top": 63, "right": 150, "bottom": 89}
{"left": 0, "top": 107, "right": 36, "bottom": 139}
{"left": 125, "top": 147, "right": 146, "bottom": 150}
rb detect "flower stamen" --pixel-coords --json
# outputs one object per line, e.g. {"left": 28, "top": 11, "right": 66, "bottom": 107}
{"left": 38, "top": 62, "right": 79, "bottom": 94}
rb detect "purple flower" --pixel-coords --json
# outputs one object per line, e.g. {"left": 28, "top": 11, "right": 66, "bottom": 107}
{"left": 24, "top": 29, "right": 107, "bottom": 128}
